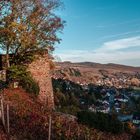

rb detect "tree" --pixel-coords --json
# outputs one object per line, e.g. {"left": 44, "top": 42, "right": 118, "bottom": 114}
{"left": 0, "top": 0, "right": 64, "bottom": 68}
{"left": 77, "top": 111, "right": 124, "bottom": 134}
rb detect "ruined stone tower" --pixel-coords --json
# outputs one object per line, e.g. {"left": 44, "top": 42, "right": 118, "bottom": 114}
{"left": 0, "top": 51, "right": 54, "bottom": 109}
{"left": 28, "top": 52, "right": 54, "bottom": 109}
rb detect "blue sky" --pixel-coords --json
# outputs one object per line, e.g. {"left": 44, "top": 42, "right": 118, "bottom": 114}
{"left": 54, "top": 0, "right": 140, "bottom": 66}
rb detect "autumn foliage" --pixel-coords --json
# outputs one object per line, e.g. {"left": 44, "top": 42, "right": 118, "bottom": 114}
{"left": 0, "top": 0, "right": 64, "bottom": 67}
{"left": 0, "top": 88, "right": 132, "bottom": 140}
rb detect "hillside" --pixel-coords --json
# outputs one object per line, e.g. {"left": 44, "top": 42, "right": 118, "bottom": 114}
{"left": 52, "top": 62, "right": 140, "bottom": 87}
{"left": 56, "top": 62, "right": 140, "bottom": 71}
{"left": 0, "top": 88, "right": 132, "bottom": 140}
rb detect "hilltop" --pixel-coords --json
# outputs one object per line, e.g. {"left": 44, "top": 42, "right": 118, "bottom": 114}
{"left": 53, "top": 62, "right": 140, "bottom": 88}
{"left": 55, "top": 61, "right": 140, "bottom": 74}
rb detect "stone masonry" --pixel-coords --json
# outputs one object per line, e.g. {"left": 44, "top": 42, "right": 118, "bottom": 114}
{"left": 28, "top": 52, "right": 54, "bottom": 110}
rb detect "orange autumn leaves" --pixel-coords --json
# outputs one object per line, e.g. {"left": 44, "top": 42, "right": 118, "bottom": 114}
{"left": 0, "top": 0, "right": 64, "bottom": 66}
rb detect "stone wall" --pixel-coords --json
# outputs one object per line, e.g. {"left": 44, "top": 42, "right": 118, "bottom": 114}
{"left": 28, "top": 52, "right": 54, "bottom": 110}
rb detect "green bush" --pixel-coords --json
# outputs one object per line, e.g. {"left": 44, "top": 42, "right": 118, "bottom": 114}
{"left": 77, "top": 111, "right": 124, "bottom": 134}
{"left": 7, "top": 65, "right": 40, "bottom": 96}
{"left": 7, "top": 65, "right": 28, "bottom": 81}
{"left": 58, "top": 105, "right": 81, "bottom": 115}
{"left": 20, "top": 75, "right": 40, "bottom": 96}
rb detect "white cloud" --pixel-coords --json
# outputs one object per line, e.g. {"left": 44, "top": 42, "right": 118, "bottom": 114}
{"left": 56, "top": 50, "right": 140, "bottom": 66}
{"left": 99, "top": 36, "right": 140, "bottom": 52}
{"left": 55, "top": 36, "right": 140, "bottom": 66}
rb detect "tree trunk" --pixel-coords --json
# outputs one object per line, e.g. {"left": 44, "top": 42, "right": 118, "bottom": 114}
{"left": 6, "top": 46, "right": 10, "bottom": 69}
{"left": 6, "top": 45, "right": 10, "bottom": 83}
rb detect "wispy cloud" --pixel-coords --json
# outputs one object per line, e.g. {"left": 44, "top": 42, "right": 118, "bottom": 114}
{"left": 55, "top": 36, "right": 140, "bottom": 66}
{"left": 91, "top": 30, "right": 140, "bottom": 45}
{"left": 99, "top": 36, "right": 140, "bottom": 52}
{"left": 55, "top": 50, "right": 140, "bottom": 66}
{"left": 101, "top": 31, "right": 140, "bottom": 40}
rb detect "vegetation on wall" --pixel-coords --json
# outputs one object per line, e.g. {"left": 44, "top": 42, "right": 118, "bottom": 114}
{"left": 0, "top": 0, "right": 64, "bottom": 95}
{"left": 7, "top": 65, "right": 40, "bottom": 96}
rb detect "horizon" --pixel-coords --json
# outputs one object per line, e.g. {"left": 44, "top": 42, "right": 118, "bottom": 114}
{"left": 56, "top": 60, "right": 140, "bottom": 67}
{"left": 54, "top": 0, "right": 140, "bottom": 67}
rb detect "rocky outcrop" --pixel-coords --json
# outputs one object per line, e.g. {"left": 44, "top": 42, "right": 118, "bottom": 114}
{"left": 28, "top": 52, "right": 54, "bottom": 109}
